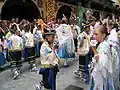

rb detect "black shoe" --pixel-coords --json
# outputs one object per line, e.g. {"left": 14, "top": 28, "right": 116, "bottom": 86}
{"left": 74, "top": 70, "right": 83, "bottom": 78}
{"left": 17, "top": 67, "right": 22, "bottom": 74}
{"left": 30, "top": 64, "right": 37, "bottom": 72}
{"left": 35, "top": 84, "right": 42, "bottom": 90}
{"left": 36, "top": 82, "right": 43, "bottom": 90}
{"left": 13, "top": 70, "right": 19, "bottom": 79}
{"left": 40, "top": 81, "right": 44, "bottom": 86}
{"left": 63, "top": 65, "right": 69, "bottom": 68}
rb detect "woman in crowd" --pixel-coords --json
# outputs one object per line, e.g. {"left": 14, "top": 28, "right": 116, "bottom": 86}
{"left": 56, "top": 15, "right": 75, "bottom": 67}
{"left": 107, "top": 19, "right": 120, "bottom": 61}
{"left": 90, "top": 25, "right": 119, "bottom": 90}
{"left": 34, "top": 24, "right": 43, "bottom": 57}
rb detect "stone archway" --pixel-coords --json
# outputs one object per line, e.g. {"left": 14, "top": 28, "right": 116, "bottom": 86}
{"left": 1, "top": 0, "right": 41, "bottom": 21}
{"left": 56, "top": 5, "right": 72, "bottom": 20}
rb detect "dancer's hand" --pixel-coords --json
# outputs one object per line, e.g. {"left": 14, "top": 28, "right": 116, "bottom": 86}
{"left": 90, "top": 40, "right": 98, "bottom": 47}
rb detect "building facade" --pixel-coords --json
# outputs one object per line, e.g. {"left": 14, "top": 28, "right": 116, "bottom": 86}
{"left": 0, "top": 0, "right": 119, "bottom": 21}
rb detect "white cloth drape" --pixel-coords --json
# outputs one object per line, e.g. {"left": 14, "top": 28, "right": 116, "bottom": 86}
{"left": 91, "top": 41, "right": 119, "bottom": 90}
{"left": 56, "top": 24, "right": 74, "bottom": 45}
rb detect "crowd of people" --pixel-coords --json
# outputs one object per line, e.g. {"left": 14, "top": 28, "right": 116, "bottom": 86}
{"left": 0, "top": 12, "right": 120, "bottom": 90}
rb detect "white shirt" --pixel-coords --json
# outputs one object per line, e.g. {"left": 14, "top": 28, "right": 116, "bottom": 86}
{"left": 108, "top": 28, "right": 119, "bottom": 46}
{"left": 37, "top": 30, "right": 43, "bottom": 39}
{"left": 40, "top": 41, "right": 58, "bottom": 66}
{"left": 24, "top": 32, "right": 34, "bottom": 47}
{"left": 90, "top": 25, "right": 95, "bottom": 37}
{"left": 7, "top": 34, "right": 22, "bottom": 51}
{"left": 21, "top": 30, "right": 25, "bottom": 36}
{"left": 33, "top": 25, "right": 37, "bottom": 35}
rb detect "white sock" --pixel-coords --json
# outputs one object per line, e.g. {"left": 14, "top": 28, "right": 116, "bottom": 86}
{"left": 64, "top": 59, "right": 67, "bottom": 65}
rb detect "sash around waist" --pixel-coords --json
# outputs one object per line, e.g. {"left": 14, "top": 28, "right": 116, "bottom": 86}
{"left": 41, "top": 64, "right": 54, "bottom": 68}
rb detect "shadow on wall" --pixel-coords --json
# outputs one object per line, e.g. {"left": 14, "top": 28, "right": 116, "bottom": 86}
{"left": 1, "top": 0, "right": 41, "bottom": 21}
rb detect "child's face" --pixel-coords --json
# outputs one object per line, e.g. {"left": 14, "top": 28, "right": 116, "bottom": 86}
{"left": 46, "top": 35, "right": 55, "bottom": 43}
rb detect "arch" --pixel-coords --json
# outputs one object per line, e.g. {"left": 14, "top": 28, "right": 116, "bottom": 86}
{"left": 1, "top": 0, "right": 41, "bottom": 21}
{"left": 56, "top": 5, "right": 72, "bottom": 20}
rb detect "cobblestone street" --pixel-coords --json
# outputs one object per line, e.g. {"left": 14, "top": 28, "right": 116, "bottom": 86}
{"left": 0, "top": 59, "right": 89, "bottom": 90}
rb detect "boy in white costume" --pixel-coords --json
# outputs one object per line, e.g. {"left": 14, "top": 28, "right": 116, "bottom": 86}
{"left": 36, "top": 29, "right": 59, "bottom": 90}
{"left": 6, "top": 26, "right": 23, "bottom": 79}
{"left": 24, "top": 24, "right": 37, "bottom": 71}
